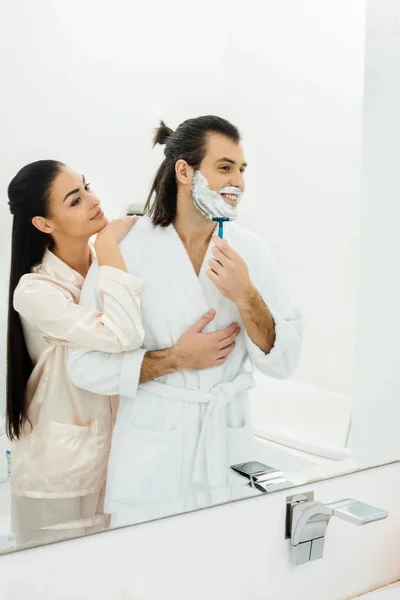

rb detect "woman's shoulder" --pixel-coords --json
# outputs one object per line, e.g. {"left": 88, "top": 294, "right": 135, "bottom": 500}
{"left": 16, "top": 249, "right": 83, "bottom": 298}
{"left": 14, "top": 270, "right": 78, "bottom": 313}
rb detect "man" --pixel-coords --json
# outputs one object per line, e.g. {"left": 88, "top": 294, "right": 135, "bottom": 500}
{"left": 68, "top": 115, "right": 303, "bottom": 526}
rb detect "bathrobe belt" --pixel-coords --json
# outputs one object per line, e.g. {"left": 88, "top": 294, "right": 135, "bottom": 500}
{"left": 141, "top": 371, "right": 255, "bottom": 488}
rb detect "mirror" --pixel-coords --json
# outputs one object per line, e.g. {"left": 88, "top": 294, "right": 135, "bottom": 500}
{"left": 1, "top": 0, "right": 397, "bottom": 554}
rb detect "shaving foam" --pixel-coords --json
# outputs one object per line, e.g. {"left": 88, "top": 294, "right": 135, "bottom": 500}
{"left": 191, "top": 171, "right": 242, "bottom": 221}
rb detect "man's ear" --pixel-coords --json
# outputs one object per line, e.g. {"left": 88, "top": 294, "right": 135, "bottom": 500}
{"left": 175, "top": 160, "right": 193, "bottom": 185}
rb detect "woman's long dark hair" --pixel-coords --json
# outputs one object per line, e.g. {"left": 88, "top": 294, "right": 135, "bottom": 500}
{"left": 6, "top": 160, "right": 63, "bottom": 440}
{"left": 145, "top": 115, "right": 240, "bottom": 227}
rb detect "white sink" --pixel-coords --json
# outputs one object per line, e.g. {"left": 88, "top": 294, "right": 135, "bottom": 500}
{"left": 254, "top": 435, "right": 357, "bottom": 486}
{"left": 249, "top": 372, "right": 352, "bottom": 460}
{"left": 248, "top": 372, "right": 356, "bottom": 484}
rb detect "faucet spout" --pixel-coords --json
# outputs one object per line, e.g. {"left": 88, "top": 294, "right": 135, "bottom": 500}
{"left": 291, "top": 501, "right": 333, "bottom": 547}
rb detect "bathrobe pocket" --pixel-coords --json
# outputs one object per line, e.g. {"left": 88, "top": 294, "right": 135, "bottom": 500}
{"left": 44, "top": 420, "right": 107, "bottom": 484}
{"left": 226, "top": 399, "right": 255, "bottom": 490}
{"left": 112, "top": 421, "right": 183, "bottom": 505}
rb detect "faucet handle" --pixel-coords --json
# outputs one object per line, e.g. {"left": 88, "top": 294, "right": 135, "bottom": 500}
{"left": 327, "top": 499, "right": 389, "bottom": 525}
{"left": 230, "top": 461, "right": 293, "bottom": 493}
{"left": 287, "top": 494, "right": 389, "bottom": 565}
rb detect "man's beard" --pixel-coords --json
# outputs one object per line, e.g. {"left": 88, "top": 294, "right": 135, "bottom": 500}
{"left": 191, "top": 171, "right": 242, "bottom": 220}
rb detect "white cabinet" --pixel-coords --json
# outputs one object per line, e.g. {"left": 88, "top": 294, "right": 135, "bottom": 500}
{"left": 0, "top": 462, "right": 399, "bottom": 600}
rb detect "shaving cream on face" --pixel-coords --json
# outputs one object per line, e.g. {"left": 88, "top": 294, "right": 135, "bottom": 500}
{"left": 191, "top": 171, "right": 243, "bottom": 221}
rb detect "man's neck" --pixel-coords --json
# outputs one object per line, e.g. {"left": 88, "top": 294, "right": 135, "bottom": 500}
{"left": 173, "top": 217, "right": 215, "bottom": 247}
{"left": 174, "top": 194, "right": 216, "bottom": 247}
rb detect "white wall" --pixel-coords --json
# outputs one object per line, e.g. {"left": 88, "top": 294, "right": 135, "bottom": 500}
{"left": 0, "top": 461, "right": 399, "bottom": 599}
{"left": 228, "top": 0, "right": 365, "bottom": 394}
{"left": 348, "top": 0, "right": 400, "bottom": 466}
{"left": 0, "top": 0, "right": 233, "bottom": 413}
{"left": 0, "top": 0, "right": 365, "bottom": 416}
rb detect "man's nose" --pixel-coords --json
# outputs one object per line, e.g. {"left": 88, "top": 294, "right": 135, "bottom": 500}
{"left": 229, "top": 172, "right": 244, "bottom": 191}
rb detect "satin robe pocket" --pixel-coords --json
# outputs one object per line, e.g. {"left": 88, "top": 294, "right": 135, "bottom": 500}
{"left": 44, "top": 420, "right": 107, "bottom": 482}
{"left": 113, "top": 421, "right": 184, "bottom": 505}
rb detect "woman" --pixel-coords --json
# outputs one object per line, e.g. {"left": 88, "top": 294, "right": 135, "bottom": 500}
{"left": 6, "top": 159, "right": 145, "bottom": 547}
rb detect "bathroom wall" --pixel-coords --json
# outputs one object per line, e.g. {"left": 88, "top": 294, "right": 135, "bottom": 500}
{"left": 0, "top": 0, "right": 365, "bottom": 419}
{"left": 227, "top": 0, "right": 365, "bottom": 395}
{"left": 348, "top": 0, "right": 400, "bottom": 466}
{"left": 0, "top": 0, "right": 233, "bottom": 415}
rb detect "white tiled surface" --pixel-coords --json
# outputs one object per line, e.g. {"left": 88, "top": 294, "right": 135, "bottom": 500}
{"left": 356, "top": 582, "right": 400, "bottom": 598}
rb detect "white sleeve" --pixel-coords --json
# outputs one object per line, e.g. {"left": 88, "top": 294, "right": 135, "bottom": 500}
{"left": 68, "top": 346, "right": 146, "bottom": 398}
{"left": 67, "top": 260, "right": 146, "bottom": 397}
{"left": 244, "top": 240, "right": 303, "bottom": 379}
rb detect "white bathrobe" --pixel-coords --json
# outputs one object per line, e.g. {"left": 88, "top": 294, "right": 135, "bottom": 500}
{"left": 68, "top": 216, "right": 303, "bottom": 526}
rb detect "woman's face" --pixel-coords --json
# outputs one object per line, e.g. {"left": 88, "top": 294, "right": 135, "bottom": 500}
{"left": 34, "top": 165, "right": 108, "bottom": 239}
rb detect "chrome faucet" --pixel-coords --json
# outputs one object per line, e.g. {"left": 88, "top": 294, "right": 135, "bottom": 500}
{"left": 230, "top": 461, "right": 293, "bottom": 493}
{"left": 288, "top": 497, "right": 389, "bottom": 565}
